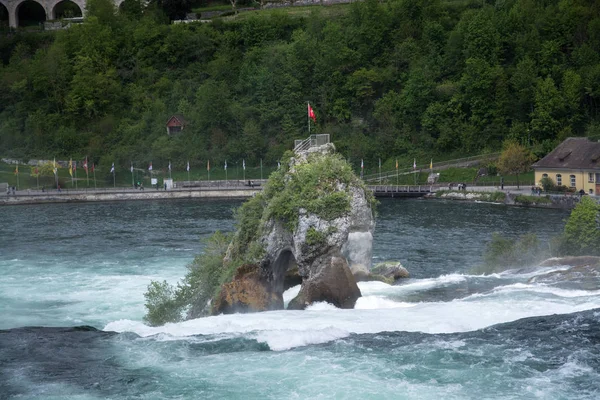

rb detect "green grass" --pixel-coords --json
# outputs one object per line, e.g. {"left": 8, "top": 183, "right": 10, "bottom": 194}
{"left": 363, "top": 167, "right": 535, "bottom": 186}
{"left": 192, "top": 4, "right": 234, "bottom": 14}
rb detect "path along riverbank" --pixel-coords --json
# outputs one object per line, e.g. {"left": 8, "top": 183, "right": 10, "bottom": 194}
{"left": 427, "top": 185, "right": 596, "bottom": 209}
{"left": 1, "top": 183, "right": 594, "bottom": 208}
{"left": 0, "top": 186, "right": 261, "bottom": 206}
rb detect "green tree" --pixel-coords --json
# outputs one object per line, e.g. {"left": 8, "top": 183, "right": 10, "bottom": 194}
{"left": 562, "top": 196, "right": 600, "bottom": 256}
{"left": 530, "top": 77, "right": 564, "bottom": 142}
{"left": 497, "top": 142, "right": 535, "bottom": 188}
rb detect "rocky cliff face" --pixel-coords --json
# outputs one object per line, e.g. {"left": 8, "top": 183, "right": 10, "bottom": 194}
{"left": 213, "top": 143, "right": 376, "bottom": 314}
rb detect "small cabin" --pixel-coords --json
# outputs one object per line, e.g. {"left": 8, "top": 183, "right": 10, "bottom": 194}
{"left": 166, "top": 115, "right": 188, "bottom": 135}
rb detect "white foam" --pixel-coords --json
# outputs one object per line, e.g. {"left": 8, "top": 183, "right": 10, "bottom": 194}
{"left": 283, "top": 285, "right": 301, "bottom": 307}
{"left": 105, "top": 283, "right": 600, "bottom": 351}
{"left": 254, "top": 327, "right": 349, "bottom": 351}
{"left": 355, "top": 296, "right": 416, "bottom": 309}
{"left": 487, "top": 283, "right": 600, "bottom": 298}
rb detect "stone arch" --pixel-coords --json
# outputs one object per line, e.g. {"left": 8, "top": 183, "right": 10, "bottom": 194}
{"left": 0, "top": 1, "right": 9, "bottom": 29}
{"left": 16, "top": 0, "right": 46, "bottom": 27}
{"left": 272, "top": 248, "right": 300, "bottom": 295}
{"left": 50, "top": 0, "right": 84, "bottom": 19}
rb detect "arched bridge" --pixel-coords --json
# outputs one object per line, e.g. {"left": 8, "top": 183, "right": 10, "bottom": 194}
{"left": 0, "top": 0, "right": 124, "bottom": 28}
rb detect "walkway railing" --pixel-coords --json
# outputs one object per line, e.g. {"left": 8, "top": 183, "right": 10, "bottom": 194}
{"left": 294, "top": 134, "right": 330, "bottom": 152}
{"left": 362, "top": 152, "right": 500, "bottom": 183}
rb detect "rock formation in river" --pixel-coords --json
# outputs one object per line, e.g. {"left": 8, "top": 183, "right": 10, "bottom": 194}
{"left": 212, "top": 143, "right": 376, "bottom": 314}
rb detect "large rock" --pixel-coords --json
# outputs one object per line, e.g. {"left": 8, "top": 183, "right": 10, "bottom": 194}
{"left": 212, "top": 264, "right": 282, "bottom": 314}
{"left": 287, "top": 256, "right": 361, "bottom": 310}
{"left": 371, "top": 261, "right": 410, "bottom": 281}
{"left": 214, "top": 143, "right": 375, "bottom": 314}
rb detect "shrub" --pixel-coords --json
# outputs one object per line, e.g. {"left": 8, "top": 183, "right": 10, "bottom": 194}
{"left": 143, "top": 280, "right": 183, "bottom": 326}
{"left": 305, "top": 227, "right": 327, "bottom": 246}
{"left": 264, "top": 151, "right": 375, "bottom": 229}
{"left": 144, "top": 231, "right": 232, "bottom": 325}
{"left": 476, "top": 233, "right": 547, "bottom": 274}
{"left": 514, "top": 194, "right": 552, "bottom": 205}
{"left": 561, "top": 196, "right": 600, "bottom": 256}
{"left": 539, "top": 177, "right": 555, "bottom": 192}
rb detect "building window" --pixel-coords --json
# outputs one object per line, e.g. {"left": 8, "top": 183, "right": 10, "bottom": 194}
{"left": 570, "top": 175, "right": 576, "bottom": 187}
{"left": 590, "top": 189, "right": 594, "bottom": 195}
{"left": 542, "top": 173, "right": 548, "bottom": 178}
{"left": 589, "top": 173, "right": 595, "bottom": 183}
{"left": 556, "top": 174, "right": 562, "bottom": 186}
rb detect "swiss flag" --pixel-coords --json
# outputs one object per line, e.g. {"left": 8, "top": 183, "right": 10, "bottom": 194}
{"left": 308, "top": 103, "right": 316, "bottom": 122}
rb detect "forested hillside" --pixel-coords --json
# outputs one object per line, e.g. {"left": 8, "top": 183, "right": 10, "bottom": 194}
{"left": 1, "top": 0, "right": 599, "bottom": 172}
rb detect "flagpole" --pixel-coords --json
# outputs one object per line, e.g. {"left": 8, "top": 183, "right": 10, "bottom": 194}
{"left": 307, "top": 101, "right": 310, "bottom": 134}
{"left": 16, "top": 164, "right": 19, "bottom": 190}
{"left": 243, "top": 159, "right": 246, "bottom": 181}
{"left": 187, "top": 161, "right": 190, "bottom": 185}
{"left": 207, "top": 160, "right": 210, "bottom": 182}
{"left": 93, "top": 165, "right": 97, "bottom": 190}
{"left": 74, "top": 162, "right": 78, "bottom": 190}
{"left": 131, "top": 162, "right": 134, "bottom": 188}
{"left": 413, "top": 158, "right": 417, "bottom": 185}
{"left": 224, "top": 161, "right": 228, "bottom": 185}
{"left": 378, "top": 158, "right": 381, "bottom": 184}
{"left": 86, "top": 157, "right": 89, "bottom": 187}
{"left": 260, "top": 158, "right": 263, "bottom": 181}
{"left": 54, "top": 158, "right": 58, "bottom": 190}
{"left": 396, "top": 159, "right": 399, "bottom": 185}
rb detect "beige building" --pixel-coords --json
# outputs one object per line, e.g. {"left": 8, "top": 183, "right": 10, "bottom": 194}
{"left": 532, "top": 137, "right": 600, "bottom": 195}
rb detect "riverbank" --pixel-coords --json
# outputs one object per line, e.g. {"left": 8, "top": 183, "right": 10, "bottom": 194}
{"left": 3, "top": 183, "right": 594, "bottom": 209}
{"left": 0, "top": 186, "right": 260, "bottom": 206}
{"left": 429, "top": 186, "right": 591, "bottom": 209}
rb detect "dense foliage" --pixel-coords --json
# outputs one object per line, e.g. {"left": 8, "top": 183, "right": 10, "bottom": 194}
{"left": 264, "top": 150, "right": 375, "bottom": 229}
{"left": 479, "top": 195, "right": 600, "bottom": 274}
{"left": 2, "top": 0, "right": 600, "bottom": 172}
{"left": 144, "top": 230, "right": 232, "bottom": 325}
{"left": 479, "top": 232, "right": 547, "bottom": 273}
{"left": 558, "top": 196, "right": 600, "bottom": 256}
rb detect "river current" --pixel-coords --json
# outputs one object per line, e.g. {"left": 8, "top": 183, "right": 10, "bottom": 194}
{"left": 1, "top": 199, "right": 599, "bottom": 399}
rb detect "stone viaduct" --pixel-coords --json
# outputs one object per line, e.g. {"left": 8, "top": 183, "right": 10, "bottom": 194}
{"left": 0, "top": 0, "right": 124, "bottom": 28}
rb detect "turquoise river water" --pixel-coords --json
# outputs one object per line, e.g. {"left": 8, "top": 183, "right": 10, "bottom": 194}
{"left": 1, "top": 198, "right": 599, "bottom": 399}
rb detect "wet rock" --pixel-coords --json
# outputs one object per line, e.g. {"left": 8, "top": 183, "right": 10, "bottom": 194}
{"left": 369, "top": 261, "right": 410, "bottom": 282}
{"left": 215, "top": 143, "right": 375, "bottom": 313}
{"left": 212, "top": 264, "right": 282, "bottom": 314}
{"left": 287, "top": 256, "right": 361, "bottom": 310}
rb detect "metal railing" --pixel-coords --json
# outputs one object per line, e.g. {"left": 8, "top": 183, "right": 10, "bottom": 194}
{"left": 294, "top": 134, "right": 330, "bottom": 152}
{"left": 362, "top": 152, "right": 500, "bottom": 183}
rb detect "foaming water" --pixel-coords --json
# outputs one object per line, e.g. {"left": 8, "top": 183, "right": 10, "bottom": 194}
{"left": 105, "top": 268, "right": 600, "bottom": 351}
{"left": 4, "top": 199, "right": 599, "bottom": 399}
{"left": 0, "top": 200, "right": 237, "bottom": 329}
